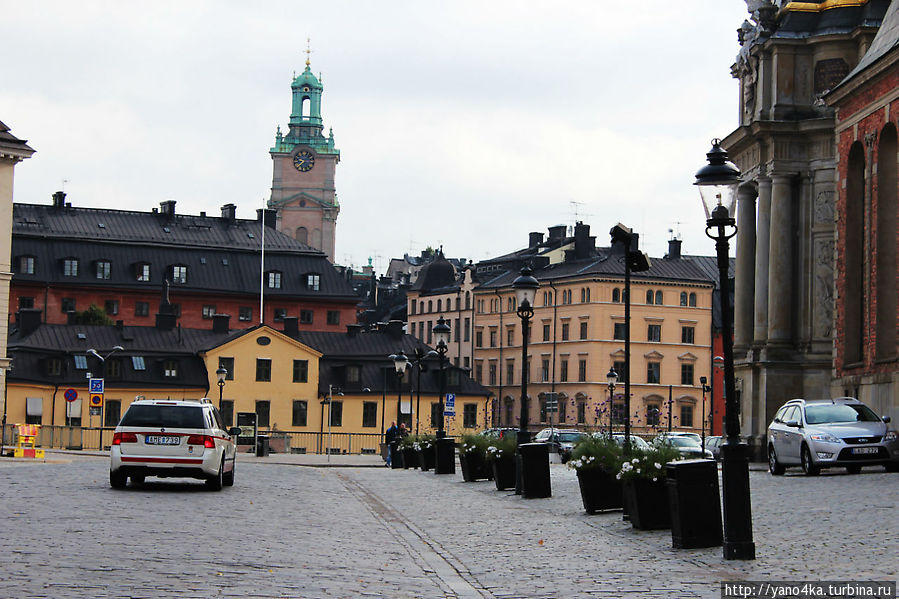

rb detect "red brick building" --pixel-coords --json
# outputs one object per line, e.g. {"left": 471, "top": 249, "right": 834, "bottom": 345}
{"left": 827, "top": 1, "right": 899, "bottom": 419}
{"left": 10, "top": 194, "right": 359, "bottom": 331}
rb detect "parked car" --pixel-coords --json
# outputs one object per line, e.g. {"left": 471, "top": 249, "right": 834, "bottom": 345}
{"left": 479, "top": 428, "right": 518, "bottom": 441}
{"left": 704, "top": 436, "right": 722, "bottom": 460}
{"left": 654, "top": 431, "right": 703, "bottom": 445}
{"left": 534, "top": 428, "right": 588, "bottom": 463}
{"left": 654, "top": 435, "right": 714, "bottom": 459}
{"left": 109, "top": 398, "right": 241, "bottom": 490}
{"left": 608, "top": 433, "right": 651, "bottom": 451}
{"left": 767, "top": 397, "right": 899, "bottom": 476}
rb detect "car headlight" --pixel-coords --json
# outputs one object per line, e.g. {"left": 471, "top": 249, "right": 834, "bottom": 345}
{"left": 885, "top": 430, "right": 898, "bottom": 443}
{"left": 809, "top": 432, "right": 841, "bottom": 444}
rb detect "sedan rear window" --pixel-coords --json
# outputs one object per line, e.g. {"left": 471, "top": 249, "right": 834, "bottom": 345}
{"left": 120, "top": 405, "right": 206, "bottom": 428}
{"left": 805, "top": 404, "right": 880, "bottom": 425}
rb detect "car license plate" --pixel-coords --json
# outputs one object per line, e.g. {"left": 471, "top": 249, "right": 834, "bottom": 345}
{"left": 851, "top": 447, "right": 878, "bottom": 455}
{"left": 145, "top": 435, "right": 180, "bottom": 446}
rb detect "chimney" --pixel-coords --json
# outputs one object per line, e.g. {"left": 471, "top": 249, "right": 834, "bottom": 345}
{"left": 52, "top": 191, "right": 66, "bottom": 210}
{"left": 221, "top": 203, "right": 237, "bottom": 222}
{"left": 16, "top": 308, "right": 42, "bottom": 336}
{"left": 346, "top": 323, "right": 363, "bottom": 337}
{"left": 573, "top": 222, "right": 595, "bottom": 259}
{"left": 529, "top": 232, "right": 544, "bottom": 248}
{"left": 257, "top": 208, "right": 277, "bottom": 230}
{"left": 160, "top": 200, "right": 176, "bottom": 217}
{"left": 666, "top": 238, "right": 682, "bottom": 260}
{"left": 155, "top": 310, "right": 177, "bottom": 331}
{"left": 385, "top": 320, "right": 404, "bottom": 340}
{"left": 213, "top": 313, "right": 231, "bottom": 334}
{"left": 548, "top": 225, "right": 566, "bottom": 240}
{"left": 282, "top": 316, "right": 298, "bottom": 337}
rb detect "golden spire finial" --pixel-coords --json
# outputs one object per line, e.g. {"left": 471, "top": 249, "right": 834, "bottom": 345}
{"left": 305, "top": 37, "right": 313, "bottom": 68}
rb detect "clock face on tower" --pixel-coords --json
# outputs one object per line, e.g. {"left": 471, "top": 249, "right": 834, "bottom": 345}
{"left": 293, "top": 150, "right": 315, "bottom": 172}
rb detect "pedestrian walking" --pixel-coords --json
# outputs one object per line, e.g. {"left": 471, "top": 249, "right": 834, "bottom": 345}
{"left": 385, "top": 421, "right": 398, "bottom": 466}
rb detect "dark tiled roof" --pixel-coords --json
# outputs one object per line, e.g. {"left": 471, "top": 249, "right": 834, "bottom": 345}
{"left": 0, "top": 120, "right": 35, "bottom": 158}
{"left": 12, "top": 202, "right": 358, "bottom": 300}
{"left": 834, "top": 0, "right": 899, "bottom": 89}
{"left": 775, "top": 0, "right": 888, "bottom": 39}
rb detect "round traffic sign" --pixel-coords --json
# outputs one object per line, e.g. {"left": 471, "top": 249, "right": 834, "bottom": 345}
{"left": 64, "top": 388, "right": 78, "bottom": 403}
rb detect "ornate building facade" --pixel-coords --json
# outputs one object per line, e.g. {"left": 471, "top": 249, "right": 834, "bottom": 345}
{"left": 724, "top": 0, "right": 888, "bottom": 458}
{"left": 269, "top": 54, "right": 341, "bottom": 261}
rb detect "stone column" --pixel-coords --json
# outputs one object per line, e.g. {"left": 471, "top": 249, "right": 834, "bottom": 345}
{"left": 753, "top": 178, "right": 772, "bottom": 344}
{"left": 767, "top": 174, "right": 793, "bottom": 343}
{"left": 734, "top": 184, "right": 757, "bottom": 350}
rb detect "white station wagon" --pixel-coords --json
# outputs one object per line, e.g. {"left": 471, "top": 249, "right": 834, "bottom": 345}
{"left": 109, "top": 398, "right": 240, "bottom": 490}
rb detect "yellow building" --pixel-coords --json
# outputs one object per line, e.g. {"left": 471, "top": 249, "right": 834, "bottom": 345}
{"left": 468, "top": 224, "right": 720, "bottom": 437}
{"left": 5, "top": 313, "right": 490, "bottom": 451}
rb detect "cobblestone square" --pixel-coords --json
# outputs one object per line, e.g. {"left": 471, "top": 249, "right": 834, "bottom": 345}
{"left": 1, "top": 452, "right": 896, "bottom": 598}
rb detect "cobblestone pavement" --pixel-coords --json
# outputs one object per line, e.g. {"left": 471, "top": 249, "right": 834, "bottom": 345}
{"left": 1, "top": 452, "right": 896, "bottom": 598}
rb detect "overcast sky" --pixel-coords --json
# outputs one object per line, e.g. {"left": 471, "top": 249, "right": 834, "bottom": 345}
{"left": 3, "top": 1, "right": 750, "bottom": 272}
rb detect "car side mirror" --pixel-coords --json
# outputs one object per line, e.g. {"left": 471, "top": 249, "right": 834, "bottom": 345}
{"left": 229, "top": 427, "right": 242, "bottom": 436}
{"left": 883, "top": 416, "right": 892, "bottom": 424}
{"left": 784, "top": 420, "right": 801, "bottom": 428}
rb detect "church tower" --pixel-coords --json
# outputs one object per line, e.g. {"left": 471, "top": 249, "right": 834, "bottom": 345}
{"left": 269, "top": 47, "right": 340, "bottom": 261}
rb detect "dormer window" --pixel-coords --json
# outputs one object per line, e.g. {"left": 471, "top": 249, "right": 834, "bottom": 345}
{"left": 171, "top": 265, "right": 188, "bottom": 284}
{"left": 306, "top": 273, "right": 320, "bottom": 291}
{"left": 268, "top": 271, "right": 282, "bottom": 289}
{"left": 18, "top": 256, "right": 35, "bottom": 274}
{"left": 63, "top": 258, "right": 79, "bottom": 277}
{"left": 95, "top": 260, "right": 111, "bottom": 280}
{"left": 136, "top": 263, "right": 151, "bottom": 282}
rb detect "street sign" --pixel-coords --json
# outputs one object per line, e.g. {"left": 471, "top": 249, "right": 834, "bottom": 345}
{"left": 89, "top": 407, "right": 101, "bottom": 416}
{"left": 444, "top": 393, "right": 455, "bottom": 416}
{"left": 89, "top": 378, "right": 104, "bottom": 394}
{"left": 64, "top": 388, "right": 78, "bottom": 403}
{"left": 89, "top": 393, "right": 104, "bottom": 408}
{"left": 545, "top": 392, "right": 558, "bottom": 412}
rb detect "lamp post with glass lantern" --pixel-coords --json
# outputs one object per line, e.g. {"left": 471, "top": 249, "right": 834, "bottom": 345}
{"left": 389, "top": 351, "right": 408, "bottom": 427}
{"left": 431, "top": 317, "right": 455, "bottom": 474}
{"left": 606, "top": 367, "right": 618, "bottom": 436}
{"left": 216, "top": 367, "right": 227, "bottom": 411}
{"left": 695, "top": 138, "right": 755, "bottom": 560}
{"left": 512, "top": 267, "right": 539, "bottom": 445}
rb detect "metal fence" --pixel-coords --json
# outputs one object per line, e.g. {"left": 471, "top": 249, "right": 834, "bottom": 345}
{"left": 0, "top": 424, "right": 386, "bottom": 455}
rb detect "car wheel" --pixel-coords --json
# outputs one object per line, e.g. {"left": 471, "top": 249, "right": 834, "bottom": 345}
{"left": 846, "top": 465, "right": 862, "bottom": 475}
{"left": 110, "top": 470, "right": 127, "bottom": 489}
{"left": 130, "top": 474, "right": 145, "bottom": 485}
{"left": 223, "top": 459, "right": 235, "bottom": 487}
{"left": 800, "top": 445, "right": 820, "bottom": 476}
{"left": 206, "top": 458, "right": 224, "bottom": 491}
{"left": 768, "top": 446, "right": 785, "bottom": 475}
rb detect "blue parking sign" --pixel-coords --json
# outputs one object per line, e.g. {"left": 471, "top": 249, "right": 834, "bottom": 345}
{"left": 444, "top": 393, "right": 455, "bottom": 416}
{"left": 89, "top": 378, "right": 104, "bottom": 394}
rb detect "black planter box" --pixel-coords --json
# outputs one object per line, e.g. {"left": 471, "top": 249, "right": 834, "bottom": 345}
{"left": 623, "top": 477, "right": 671, "bottom": 530}
{"left": 418, "top": 446, "right": 435, "bottom": 471}
{"left": 576, "top": 467, "right": 623, "bottom": 513}
{"left": 667, "top": 459, "right": 722, "bottom": 549}
{"left": 492, "top": 456, "right": 516, "bottom": 490}
{"left": 459, "top": 452, "right": 490, "bottom": 482}
{"left": 402, "top": 447, "right": 417, "bottom": 469}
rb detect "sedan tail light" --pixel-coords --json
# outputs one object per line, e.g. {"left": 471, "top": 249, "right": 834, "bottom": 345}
{"left": 112, "top": 432, "right": 137, "bottom": 445}
{"left": 187, "top": 435, "right": 215, "bottom": 448}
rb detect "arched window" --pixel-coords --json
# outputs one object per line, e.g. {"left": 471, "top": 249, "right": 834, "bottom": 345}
{"left": 689, "top": 292, "right": 697, "bottom": 307}
{"left": 585, "top": 288, "right": 590, "bottom": 303}
{"left": 655, "top": 290, "right": 663, "bottom": 305}
{"left": 845, "top": 141, "right": 866, "bottom": 363}
{"left": 419, "top": 301, "right": 424, "bottom": 314}
{"left": 680, "top": 292, "right": 688, "bottom": 306}
{"left": 437, "top": 299, "right": 442, "bottom": 312}
{"left": 428, "top": 300, "right": 433, "bottom": 313}
{"left": 646, "top": 290, "right": 654, "bottom": 304}
{"left": 465, "top": 292, "right": 470, "bottom": 309}
{"left": 580, "top": 288, "right": 586, "bottom": 303}
{"left": 302, "top": 97, "right": 311, "bottom": 119}
{"left": 296, "top": 227, "right": 308, "bottom": 244}
{"left": 612, "top": 288, "right": 620, "bottom": 303}
{"left": 410, "top": 301, "right": 416, "bottom": 315}
{"left": 876, "top": 124, "right": 897, "bottom": 359}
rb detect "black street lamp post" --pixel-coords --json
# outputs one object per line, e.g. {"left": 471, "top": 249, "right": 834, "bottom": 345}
{"left": 216, "top": 367, "right": 227, "bottom": 411}
{"left": 695, "top": 138, "right": 755, "bottom": 560}
{"left": 408, "top": 348, "right": 434, "bottom": 436}
{"left": 512, "top": 267, "right": 539, "bottom": 445}
{"left": 609, "top": 224, "right": 651, "bottom": 451}
{"left": 606, "top": 367, "right": 618, "bottom": 436}
{"left": 431, "top": 317, "right": 454, "bottom": 474}
{"left": 390, "top": 350, "right": 408, "bottom": 428}
{"left": 700, "top": 375, "right": 711, "bottom": 451}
